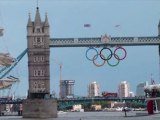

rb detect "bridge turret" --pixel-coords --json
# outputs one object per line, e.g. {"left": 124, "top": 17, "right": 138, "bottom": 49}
{"left": 34, "top": 7, "right": 41, "bottom": 26}
{"left": 43, "top": 13, "right": 49, "bottom": 35}
{"left": 27, "top": 13, "right": 33, "bottom": 35}
{"left": 33, "top": 7, "right": 43, "bottom": 34}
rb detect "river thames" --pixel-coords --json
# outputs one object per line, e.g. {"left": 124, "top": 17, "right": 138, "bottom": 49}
{"left": 0, "top": 111, "right": 160, "bottom": 120}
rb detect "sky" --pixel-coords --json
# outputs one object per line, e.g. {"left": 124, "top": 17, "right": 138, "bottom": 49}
{"left": 0, "top": 0, "right": 160, "bottom": 97}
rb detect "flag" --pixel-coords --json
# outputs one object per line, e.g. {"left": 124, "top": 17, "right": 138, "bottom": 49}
{"left": 115, "top": 25, "right": 120, "bottom": 27}
{"left": 84, "top": 24, "right": 91, "bottom": 27}
{"left": 0, "top": 28, "right": 4, "bottom": 36}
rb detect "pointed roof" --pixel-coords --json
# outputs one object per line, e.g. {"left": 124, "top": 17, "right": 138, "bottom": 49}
{"left": 44, "top": 13, "right": 49, "bottom": 27}
{"left": 34, "top": 7, "right": 41, "bottom": 26}
{"left": 27, "top": 13, "right": 33, "bottom": 27}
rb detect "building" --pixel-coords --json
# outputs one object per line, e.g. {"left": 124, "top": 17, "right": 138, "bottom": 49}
{"left": 136, "top": 81, "right": 148, "bottom": 97}
{"left": 23, "top": 7, "right": 57, "bottom": 118}
{"left": 118, "top": 81, "right": 129, "bottom": 97}
{"left": 59, "top": 80, "right": 75, "bottom": 98}
{"left": 91, "top": 105, "right": 102, "bottom": 111}
{"left": 129, "top": 91, "right": 134, "bottom": 97}
{"left": 27, "top": 6, "right": 50, "bottom": 99}
{"left": 72, "top": 104, "right": 84, "bottom": 112}
{"left": 88, "top": 81, "right": 100, "bottom": 97}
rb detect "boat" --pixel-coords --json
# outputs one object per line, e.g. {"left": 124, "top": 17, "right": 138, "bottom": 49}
{"left": 58, "top": 111, "right": 67, "bottom": 114}
{"left": 0, "top": 27, "right": 3, "bottom": 36}
{"left": 0, "top": 19, "right": 19, "bottom": 101}
{"left": 0, "top": 75, "right": 19, "bottom": 100}
{"left": 0, "top": 53, "right": 15, "bottom": 66}
{"left": 0, "top": 78, "right": 18, "bottom": 90}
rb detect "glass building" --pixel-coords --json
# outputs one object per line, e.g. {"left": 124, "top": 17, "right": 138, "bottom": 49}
{"left": 136, "top": 81, "right": 148, "bottom": 97}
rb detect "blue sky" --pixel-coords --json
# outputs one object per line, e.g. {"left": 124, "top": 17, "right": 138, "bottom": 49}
{"left": 0, "top": 0, "right": 160, "bottom": 97}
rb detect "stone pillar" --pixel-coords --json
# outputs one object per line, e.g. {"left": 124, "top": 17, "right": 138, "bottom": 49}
{"left": 23, "top": 99, "right": 57, "bottom": 118}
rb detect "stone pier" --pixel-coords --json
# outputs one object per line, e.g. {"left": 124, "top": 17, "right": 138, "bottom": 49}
{"left": 23, "top": 99, "right": 57, "bottom": 118}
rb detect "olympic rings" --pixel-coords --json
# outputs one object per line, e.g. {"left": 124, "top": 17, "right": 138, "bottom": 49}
{"left": 85, "top": 47, "right": 98, "bottom": 61}
{"left": 107, "top": 54, "right": 120, "bottom": 67}
{"left": 86, "top": 46, "right": 127, "bottom": 67}
{"left": 100, "top": 47, "right": 112, "bottom": 60}
{"left": 114, "top": 46, "right": 127, "bottom": 60}
{"left": 93, "top": 54, "right": 106, "bottom": 67}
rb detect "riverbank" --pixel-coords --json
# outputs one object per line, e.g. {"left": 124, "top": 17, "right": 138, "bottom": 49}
{"left": 0, "top": 111, "right": 160, "bottom": 120}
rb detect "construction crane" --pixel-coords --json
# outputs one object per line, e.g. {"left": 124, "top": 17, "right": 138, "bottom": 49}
{"left": 59, "top": 63, "right": 62, "bottom": 81}
{"left": 52, "top": 59, "right": 63, "bottom": 81}
{"left": 52, "top": 59, "right": 63, "bottom": 98}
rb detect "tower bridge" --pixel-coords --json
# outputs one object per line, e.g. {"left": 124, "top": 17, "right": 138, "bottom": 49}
{"left": 0, "top": 6, "right": 159, "bottom": 118}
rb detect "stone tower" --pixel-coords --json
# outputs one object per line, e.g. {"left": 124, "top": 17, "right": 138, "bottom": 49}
{"left": 23, "top": 7, "right": 57, "bottom": 118}
{"left": 27, "top": 7, "right": 50, "bottom": 99}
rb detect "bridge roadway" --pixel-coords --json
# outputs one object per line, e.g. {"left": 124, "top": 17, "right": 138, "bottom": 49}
{"left": 58, "top": 96, "right": 145, "bottom": 102}
{"left": 49, "top": 35, "right": 160, "bottom": 47}
{"left": 57, "top": 96, "right": 146, "bottom": 109}
{"left": 0, "top": 97, "right": 146, "bottom": 110}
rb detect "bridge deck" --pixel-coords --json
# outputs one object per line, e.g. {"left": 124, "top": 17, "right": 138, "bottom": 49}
{"left": 50, "top": 36, "right": 160, "bottom": 47}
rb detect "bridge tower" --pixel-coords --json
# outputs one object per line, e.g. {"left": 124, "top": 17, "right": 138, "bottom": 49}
{"left": 23, "top": 7, "right": 57, "bottom": 118}
{"left": 27, "top": 7, "right": 50, "bottom": 99}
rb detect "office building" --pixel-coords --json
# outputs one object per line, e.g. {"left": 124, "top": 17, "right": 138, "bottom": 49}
{"left": 129, "top": 91, "right": 134, "bottom": 97}
{"left": 136, "top": 81, "right": 148, "bottom": 97}
{"left": 118, "top": 81, "right": 129, "bottom": 97}
{"left": 59, "top": 80, "right": 75, "bottom": 98}
{"left": 88, "top": 81, "right": 100, "bottom": 97}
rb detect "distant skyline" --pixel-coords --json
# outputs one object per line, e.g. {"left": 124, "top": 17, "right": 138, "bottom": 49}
{"left": 0, "top": 0, "right": 160, "bottom": 97}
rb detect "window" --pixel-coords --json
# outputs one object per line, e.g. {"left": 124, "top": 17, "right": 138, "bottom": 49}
{"left": 32, "top": 80, "right": 46, "bottom": 92}
{"left": 37, "top": 28, "right": 41, "bottom": 33}
{"left": 37, "top": 71, "right": 41, "bottom": 76}
{"left": 37, "top": 37, "right": 40, "bottom": 42}
{"left": 33, "top": 37, "right": 44, "bottom": 47}
{"left": 33, "top": 56, "right": 45, "bottom": 62}
{"left": 41, "top": 56, "right": 44, "bottom": 61}
{"left": 33, "top": 69, "right": 45, "bottom": 76}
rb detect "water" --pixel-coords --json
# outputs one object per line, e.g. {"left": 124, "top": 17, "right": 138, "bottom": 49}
{"left": 0, "top": 111, "right": 160, "bottom": 120}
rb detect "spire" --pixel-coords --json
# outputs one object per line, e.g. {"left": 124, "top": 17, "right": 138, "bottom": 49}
{"left": 34, "top": 7, "right": 41, "bottom": 26}
{"left": 27, "top": 13, "right": 32, "bottom": 27}
{"left": 44, "top": 13, "right": 49, "bottom": 27}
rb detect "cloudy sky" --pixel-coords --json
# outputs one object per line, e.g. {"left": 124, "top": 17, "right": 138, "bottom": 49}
{"left": 0, "top": 0, "right": 160, "bottom": 97}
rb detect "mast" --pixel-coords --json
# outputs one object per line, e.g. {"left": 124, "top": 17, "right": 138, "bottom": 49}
{"left": 60, "top": 63, "right": 62, "bottom": 81}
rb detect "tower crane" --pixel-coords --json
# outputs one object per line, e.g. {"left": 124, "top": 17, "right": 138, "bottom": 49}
{"left": 52, "top": 59, "right": 63, "bottom": 98}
